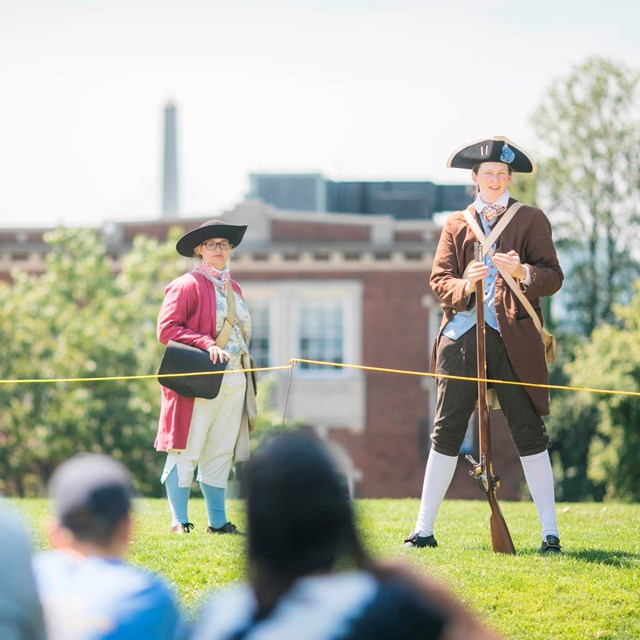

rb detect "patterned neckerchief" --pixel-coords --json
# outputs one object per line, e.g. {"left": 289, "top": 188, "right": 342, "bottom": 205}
{"left": 474, "top": 190, "right": 510, "bottom": 224}
{"left": 481, "top": 203, "right": 507, "bottom": 223}
{"left": 194, "top": 263, "right": 230, "bottom": 290}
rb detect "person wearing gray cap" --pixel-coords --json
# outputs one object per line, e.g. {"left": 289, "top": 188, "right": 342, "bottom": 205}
{"left": 156, "top": 219, "right": 255, "bottom": 535}
{"left": 32, "top": 453, "right": 188, "bottom": 640}
{"left": 404, "top": 136, "right": 564, "bottom": 554}
{"left": 0, "top": 499, "right": 46, "bottom": 640}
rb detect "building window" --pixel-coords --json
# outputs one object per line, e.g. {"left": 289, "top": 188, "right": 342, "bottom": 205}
{"left": 240, "top": 279, "right": 364, "bottom": 432}
{"left": 241, "top": 280, "right": 361, "bottom": 380}
{"left": 298, "top": 300, "right": 344, "bottom": 371}
{"left": 247, "top": 299, "right": 270, "bottom": 369}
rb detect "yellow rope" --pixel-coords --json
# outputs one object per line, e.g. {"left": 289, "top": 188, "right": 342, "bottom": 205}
{"left": 0, "top": 365, "right": 291, "bottom": 386}
{"left": 288, "top": 359, "right": 640, "bottom": 399}
{"left": 0, "top": 358, "right": 638, "bottom": 399}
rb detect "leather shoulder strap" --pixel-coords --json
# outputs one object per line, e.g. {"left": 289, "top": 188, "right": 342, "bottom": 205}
{"left": 499, "top": 269, "right": 544, "bottom": 335}
{"left": 462, "top": 202, "right": 543, "bottom": 336}
{"left": 463, "top": 202, "right": 523, "bottom": 255}
{"left": 215, "top": 284, "right": 236, "bottom": 349}
{"left": 462, "top": 206, "right": 486, "bottom": 245}
{"left": 484, "top": 202, "right": 523, "bottom": 249}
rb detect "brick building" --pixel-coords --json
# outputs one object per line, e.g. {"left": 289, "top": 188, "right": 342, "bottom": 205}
{"left": 0, "top": 199, "right": 525, "bottom": 499}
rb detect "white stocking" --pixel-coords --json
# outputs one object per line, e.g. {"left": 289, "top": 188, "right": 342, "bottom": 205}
{"left": 520, "top": 450, "right": 559, "bottom": 539}
{"left": 415, "top": 450, "right": 458, "bottom": 537}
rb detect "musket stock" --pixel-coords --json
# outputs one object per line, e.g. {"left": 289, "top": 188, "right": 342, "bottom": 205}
{"left": 469, "top": 242, "right": 516, "bottom": 555}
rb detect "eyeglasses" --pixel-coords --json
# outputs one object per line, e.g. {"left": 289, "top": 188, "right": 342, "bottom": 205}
{"left": 202, "top": 241, "right": 231, "bottom": 251}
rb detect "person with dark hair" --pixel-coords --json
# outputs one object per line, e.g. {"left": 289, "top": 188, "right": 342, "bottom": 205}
{"left": 190, "top": 432, "right": 502, "bottom": 640}
{"left": 32, "top": 453, "right": 188, "bottom": 640}
{"left": 404, "top": 136, "right": 563, "bottom": 553}
{"left": 0, "top": 500, "right": 46, "bottom": 640}
{"left": 156, "top": 219, "right": 256, "bottom": 535}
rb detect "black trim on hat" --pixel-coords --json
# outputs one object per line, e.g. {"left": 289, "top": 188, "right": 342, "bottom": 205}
{"left": 176, "top": 219, "right": 248, "bottom": 257}
{"left": 447, "top": 136, "right": 535, "bottom": 173}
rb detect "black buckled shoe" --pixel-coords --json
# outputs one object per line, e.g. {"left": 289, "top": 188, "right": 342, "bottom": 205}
{"left": 170, "top": 522, "right": 195, "bottom": 534}
{"left": 403, "top": 531, "right": 437, "bottom": 548}
{"left": 207, "top": 521, "right": 242, "bottom": 535}
{"left": 540, "top": 535, "right": 561, "bottom": 553}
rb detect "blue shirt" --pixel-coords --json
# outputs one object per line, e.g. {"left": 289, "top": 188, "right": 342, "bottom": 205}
{"left": 33, "top": 551, "right": 188, "bottom": 640}
{"left": 442, "top": 191, "right": 510, "bottom": 340}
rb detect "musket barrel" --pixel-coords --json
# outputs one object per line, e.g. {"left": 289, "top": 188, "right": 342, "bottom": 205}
{"left": 472, "top": 241, "right": 515, "bottom": 555}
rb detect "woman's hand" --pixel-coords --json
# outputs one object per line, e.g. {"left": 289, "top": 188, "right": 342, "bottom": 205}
{"left": 464, "top": 260, "right": 489, "bottom": 296}
{"left": 208, "top": 345, "right": 230, "bottom": 364}
{"left": 492, "top": 250, "right": 527, "bottom": 280}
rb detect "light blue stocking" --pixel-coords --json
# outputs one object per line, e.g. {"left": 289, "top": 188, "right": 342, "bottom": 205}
{"left": 164, "top": 466, "right": 190, "bottom": 525}
{"left": 199, "top": 482, "right": 227, "bottom": 529}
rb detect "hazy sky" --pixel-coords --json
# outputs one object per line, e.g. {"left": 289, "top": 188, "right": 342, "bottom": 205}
{"left": 1, "top": 0, "right": 639, "bottom": 228}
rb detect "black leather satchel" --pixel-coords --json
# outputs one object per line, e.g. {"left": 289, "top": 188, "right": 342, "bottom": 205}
{"left": 157, "top": 340, "right": 227, "bottom": 399}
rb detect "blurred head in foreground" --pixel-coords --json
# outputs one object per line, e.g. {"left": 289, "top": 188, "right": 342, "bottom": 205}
{"left": 243, "top": 431, "right": 369, "bottom": 613}
{"left": 48, "top": 453, "right": 134, "bottom": 553}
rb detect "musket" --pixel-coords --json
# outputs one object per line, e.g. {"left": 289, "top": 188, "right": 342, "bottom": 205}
{"left": 465, "top": 242, "right": 516, "bottom": 555}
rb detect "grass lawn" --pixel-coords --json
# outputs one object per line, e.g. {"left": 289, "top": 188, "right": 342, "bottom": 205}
{"left": 13, "top": 497, "right": 640, "bottom": 640}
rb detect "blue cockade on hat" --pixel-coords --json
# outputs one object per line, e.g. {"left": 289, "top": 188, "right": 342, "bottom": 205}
{"left": 500, "top": 143, "right": 516, "bottom": 164}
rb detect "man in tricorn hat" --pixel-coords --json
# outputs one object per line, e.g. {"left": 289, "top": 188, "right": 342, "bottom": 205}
{"left": 404, "top": 136, "right": 564, "bottom": 553}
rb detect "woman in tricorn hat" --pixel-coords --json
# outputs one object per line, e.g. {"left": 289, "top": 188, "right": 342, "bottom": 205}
{"left": 404, "top": 137, "right": 564, "bottom": 553}
{"left": 155, "top": 219, "right": 254, "bottom": 534}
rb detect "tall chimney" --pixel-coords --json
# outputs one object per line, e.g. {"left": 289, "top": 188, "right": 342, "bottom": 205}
{"left": 162, "top": 101, "right": 179, "bottom": 217}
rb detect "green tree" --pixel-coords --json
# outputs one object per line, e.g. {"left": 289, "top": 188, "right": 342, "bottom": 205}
{"left": 545, "top": 333, "right": 604, "bottom": 502}
{"left": 510, "top": 172, "right": 537, "bottom": 210}
{"left": 557, "top": 283, "right": 640, "bottom": 501}
{"left": 532, "top": 56, "right": 640, "bottom": 335}
{"left": 0, "top": 228, "right": 182, "bottom": 496}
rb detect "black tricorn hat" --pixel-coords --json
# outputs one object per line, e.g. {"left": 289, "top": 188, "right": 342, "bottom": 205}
{"left": 176, "top": 219, "right": 248, "bottom": 257}
{"left": 447, "top": 135, "right": 536, "bottom": 173}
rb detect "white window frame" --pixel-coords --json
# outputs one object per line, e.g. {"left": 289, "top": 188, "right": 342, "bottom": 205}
{"left": 240, "top": 280, "right": 362, "bottom": 378}
{"left": 244, "top": 297, "right": 272, "bottom": 369}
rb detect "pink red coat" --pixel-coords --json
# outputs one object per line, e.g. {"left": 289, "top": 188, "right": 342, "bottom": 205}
{"left": 155, "top": 271, "right": 244, "bottom": 451}
{"left": 430, "top": 199, "right": 563, "bottom": 415}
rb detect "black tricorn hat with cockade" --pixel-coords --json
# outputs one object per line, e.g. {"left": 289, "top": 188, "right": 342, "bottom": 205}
{"left": 176, "top": 219, "right": 248, "bottom": 257}
{"left": 447, "top": 135, "right": 536, "bottom": 173}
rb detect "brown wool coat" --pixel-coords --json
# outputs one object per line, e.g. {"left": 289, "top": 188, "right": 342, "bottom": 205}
{"left": 430, "top": 199, "right": 563, "bottom": 415}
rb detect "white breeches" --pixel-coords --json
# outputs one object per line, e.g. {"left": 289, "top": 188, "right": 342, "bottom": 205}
{"left": 161, "top": 370, "right": 246, "bottom": 489}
